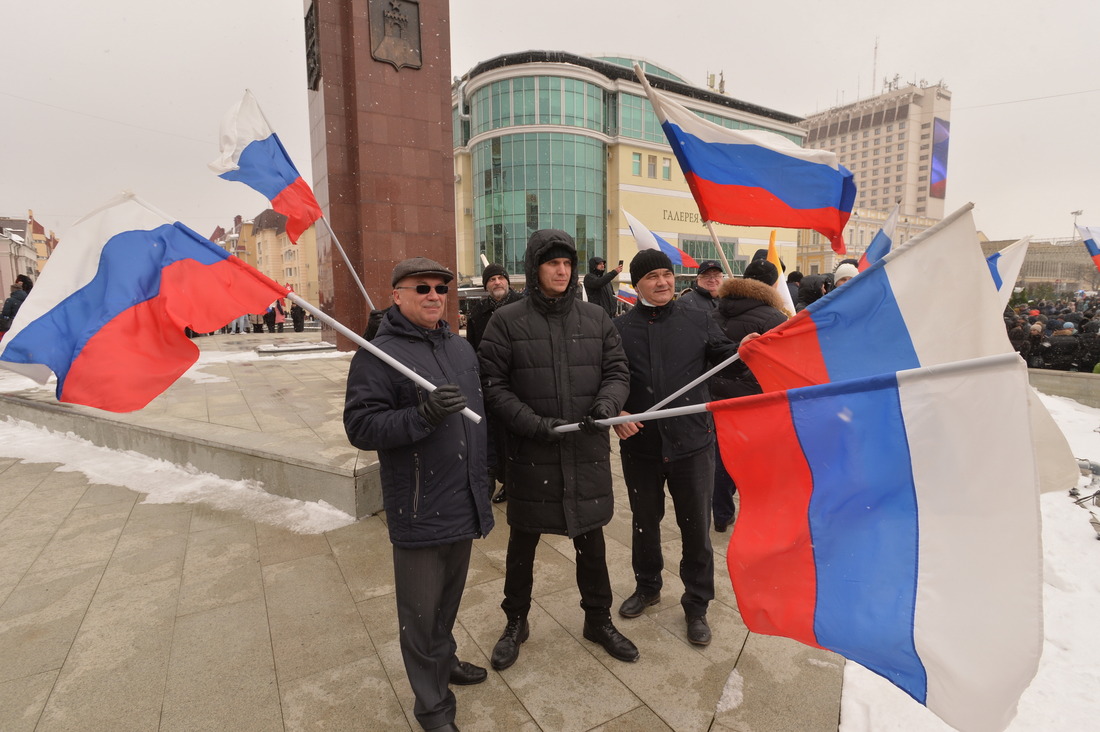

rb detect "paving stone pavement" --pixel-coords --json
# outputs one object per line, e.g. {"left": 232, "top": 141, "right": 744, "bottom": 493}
{"left": 0, "top": 331, "right": 843, "bottom": 731}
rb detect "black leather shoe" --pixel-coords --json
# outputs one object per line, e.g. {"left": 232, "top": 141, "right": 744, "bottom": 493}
{"left": 449, "top": 660, "right": 487, "bottom": 685}
{"left": 714, "top": 520, "right": 729, "bottom": 533}
{"left": 491, "top": 485, "right": 507, "bottom": 503}
{"left": 490, "top": 617, "right": 529, "bottom": 670}
{"left": 583, "top": 620, "right": 639, "bottom": 662}
{"left": 618, "top": 591, "right": 660, "bottom": 618}
{"left": 687, "top": 615, "right": 711, "bottom": 646}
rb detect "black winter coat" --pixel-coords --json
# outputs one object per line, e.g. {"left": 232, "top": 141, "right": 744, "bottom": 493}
{"left": 795, "top": 274, "right": 829, "bottom": 312}
{"left": 710, "top": 278, "right": 788, "bottom": 399}
{"left": 343, "top": 308, "right": 494, "bottom": 548}
{"left": 677, "top": 285, "right": 718, "bottom": 311}
{"left": 583, "top": 257, "right": 618, "bottom": 317}
{"left": 466, "top": 288, "right": 522, "bottom": 352}
{"left": 614, "top": 299, "right": 739, "bottom": 461}
{"left": 479, "top": 230, "right": 630, "bottom": 538}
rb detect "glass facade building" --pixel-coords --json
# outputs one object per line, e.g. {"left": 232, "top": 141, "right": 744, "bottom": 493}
{"left": 453, "top": 52, "right": 808, "bottom": 282}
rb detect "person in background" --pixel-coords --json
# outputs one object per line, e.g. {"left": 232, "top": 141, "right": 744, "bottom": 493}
{"left": 833, "top": 259, "right": 860, "bottom": 287}
{"left": 583, "top": 256, "right": 622, "bottom": 317}
{"left": 786, "top": 270, "right": 803, "bottom": 303}
{"left": 344, "top": 257, "right": 493, "bottom": 732}
{"left": 709, "top": 259, "right": 787, "bottom": 533}
{"left": 678, "top": 260, "right": 724, "bottom": 311}
{"left": 290, "top": 302, "right": 306, "bottom": 332}
{"left": 15, "top": 274, "right": 33, "bottom": 293}
{"left": 465, "top": 263, "right": 522, "bottom": 504}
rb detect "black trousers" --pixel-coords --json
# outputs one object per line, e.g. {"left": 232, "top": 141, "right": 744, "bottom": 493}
{"left": 621, "top": 448, "right": 715, "bottom": 617}
{"left": 392, "top": 539, "right": 472, "bottom": 730}
{"left": 501, "top": 526, "right": 613, "bottom": 624}
{"left": 712, "top": 459, "right": 738, "bottom": 528}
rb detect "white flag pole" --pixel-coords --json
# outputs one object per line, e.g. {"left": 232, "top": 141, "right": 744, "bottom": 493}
{"left": 287, "top": 291, "right": 481, "bottom": 424}
{"left": 554, "top": 401, "right": 709, "bottom": 433}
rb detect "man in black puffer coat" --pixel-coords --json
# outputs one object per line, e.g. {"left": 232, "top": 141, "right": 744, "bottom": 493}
{"left": 344, "top": 257, "right": 494, "bottom": 732}
{"left": 709, "top": 260, "right": 787, "bottom": 533}
{"left": 479, "top": 229, "right": 638, "bottom": 668}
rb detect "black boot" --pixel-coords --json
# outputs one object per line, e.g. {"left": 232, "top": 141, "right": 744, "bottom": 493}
{"left": 490, "top": 616, "right": 529, "bottom": 670}
{"left": 491, "top": 484, "right": 507, "bottom": 503}
{"left": 582, "top": 619, "right": 639, "bottom": 662}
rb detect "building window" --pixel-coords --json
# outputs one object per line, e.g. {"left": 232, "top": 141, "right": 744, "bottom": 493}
{"left": 862, "top": 151, "right": 869, "bottom": 158}
{"left": 896, "top": 175, "right": 903, "bottom": 182}
{"left": 918, "top": 175, "right": 928, "bottom": 181}
{"left": 886, "top": 135, "right": 893, "bottom": 142}
{"left": 895, "top": 186, "right": 902, "bottom": 192}
{"left": 661, "top": 157, "right": 672, "bottom": 180}
{"left": 899, "top": 122, "right": 906, "bottom": 129}
{"left": 632, "top": 152, "right": 642, "bottom": 176}
{"left": 887, "top": 124, "right": 893, "bottom": 132}
{"left": 897, "top": 144, "right": 905, "bottom": 151}
{"left": 920, "top": 154, "right": 929, "bottom": 160}
{"left": 647, "top": 155, "right": 657, "bottom": 178}
{"left": 921, "top": 122, "right": 931, "bottom": 129}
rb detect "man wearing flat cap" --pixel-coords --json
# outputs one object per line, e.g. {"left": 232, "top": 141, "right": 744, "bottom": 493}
{"left": 478, "top": 229, "right": 639, "bottom": 668}
{"left": 344, "top": 256, "right": 494, "bottom": 732}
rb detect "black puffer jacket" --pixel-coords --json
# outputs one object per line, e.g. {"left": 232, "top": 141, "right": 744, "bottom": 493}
{"left": 614, "top": 299, "right": 739, "bottom": 461}
{"left": 710, "top": 277, "right": 788, "bottom": 399}
{"left": 344, "top": 308, "right": 494, "bottom": 548}
{"left": 479, "top": 230, "right": 630, "bottom": 538}
{"left": 583, "top": 257, "right": 618, "bottom": 316}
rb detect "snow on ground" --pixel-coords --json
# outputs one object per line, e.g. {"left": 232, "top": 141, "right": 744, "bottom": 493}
{"left": 0, "top": 349, "right": 355, "bottom": 534}
{"left": 839, "top": 391, "right": 1100, "bottom": 732}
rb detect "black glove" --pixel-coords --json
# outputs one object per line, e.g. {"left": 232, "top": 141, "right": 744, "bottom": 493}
{"left": 588, "top": 402, "right": 616, "bottom": 421}
{"left": 533, "top": 417, "right": 568, "bottom": 442}
{"left": 579, "top": 416, "right": 606, "bottom": 435}
{"left": 417, "top": 384, "right": 467, "bottom": 427}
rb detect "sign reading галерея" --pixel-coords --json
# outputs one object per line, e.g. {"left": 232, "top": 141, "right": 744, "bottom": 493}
{"left": 370, "top": 0, "right": 422, "bottom": 71}
{"left": 662, "top": 209, "right": 703, "bottom": 225}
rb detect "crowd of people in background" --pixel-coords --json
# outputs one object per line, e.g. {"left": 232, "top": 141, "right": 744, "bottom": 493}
{"left": 1005, "top": 295, "right": 1100, "bottom": 373}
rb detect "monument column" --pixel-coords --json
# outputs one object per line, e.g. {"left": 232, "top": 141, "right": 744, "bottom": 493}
{"left": 305, "top": 0, "right": 457, "bottom": 347}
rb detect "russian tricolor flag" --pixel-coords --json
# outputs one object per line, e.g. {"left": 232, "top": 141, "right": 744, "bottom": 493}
{"left": 1076, "top": 224, "right": 1100, "bottom": 272}
{"left": 622, "top": 209, "right": 699, "bottom": 268}
{"left": 0, "top": 194, "right": 289, "bottom": 412}
{"left": 711, "top": 352, "right": 1041, "bottom": 732}
{"left": 739, "top": 204, "right": 1011, "bottom": 392}
{"left": 635, "top": 65, "right": 856, "bottom": 254}
{"left": 615, "top": 282, "right": 638, "bottom": 305}
{"left": 209, "top": 90, "right": 322, "bottom": 244}
{"left": 858, "top": 203, "right": 900, "bottom": 271}
{"left": 986, "top": 237, "right": 1030, "bottom": 306}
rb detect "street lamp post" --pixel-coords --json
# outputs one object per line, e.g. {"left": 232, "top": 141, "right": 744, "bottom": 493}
{"left": 1071, "top": 209, "right": 1083, "bottom": 238}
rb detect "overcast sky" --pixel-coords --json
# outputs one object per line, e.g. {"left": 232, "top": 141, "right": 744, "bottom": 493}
{"left": 3, "top": 0, "right": 1097, "bottom": 242}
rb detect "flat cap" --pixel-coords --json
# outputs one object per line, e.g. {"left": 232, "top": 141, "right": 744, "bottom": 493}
{"left": 390, "top": 257, "right": 455, "bottom": 287}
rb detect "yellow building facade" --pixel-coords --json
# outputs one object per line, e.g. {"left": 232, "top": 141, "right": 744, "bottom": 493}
{"left": 451, "top": 53, "right": 807, "bottom": 285}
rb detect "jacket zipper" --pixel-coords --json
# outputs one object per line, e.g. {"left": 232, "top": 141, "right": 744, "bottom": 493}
{"left": 412, "top": 453, "right": 422, "bottom": 515}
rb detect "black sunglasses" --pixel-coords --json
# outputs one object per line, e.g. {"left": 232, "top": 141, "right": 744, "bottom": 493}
{"left": 396, "top": 284, "right": 449, "bottom": 295}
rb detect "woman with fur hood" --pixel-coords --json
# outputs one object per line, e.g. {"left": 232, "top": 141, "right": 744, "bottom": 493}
{"left": 708, "top": 259, "right": 787, "bottom": 532}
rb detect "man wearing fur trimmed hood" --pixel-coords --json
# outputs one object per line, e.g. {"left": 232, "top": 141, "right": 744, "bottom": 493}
{"left": 708, "top": 260, "right": 787, "bottom": 533}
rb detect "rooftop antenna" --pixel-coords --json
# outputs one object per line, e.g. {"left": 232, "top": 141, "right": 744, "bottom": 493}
{"left": 872, "top": 37, "right": 879, "bottom": 94}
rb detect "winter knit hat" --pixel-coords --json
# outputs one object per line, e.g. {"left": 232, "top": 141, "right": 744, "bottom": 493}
{"left": 538, "top": 244, "right": 574, "bottom": 265}
{"left": 481, "top": 263, "right": 509, "bottom": 289}
{"left": 630, "top": 249, "right": 674, "bottom": 284}
{"left": 742, "top": 259, "right": 779, "bottom": 286}
{"left": 834, "top": 262, "right": 859, "bottom": 282}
